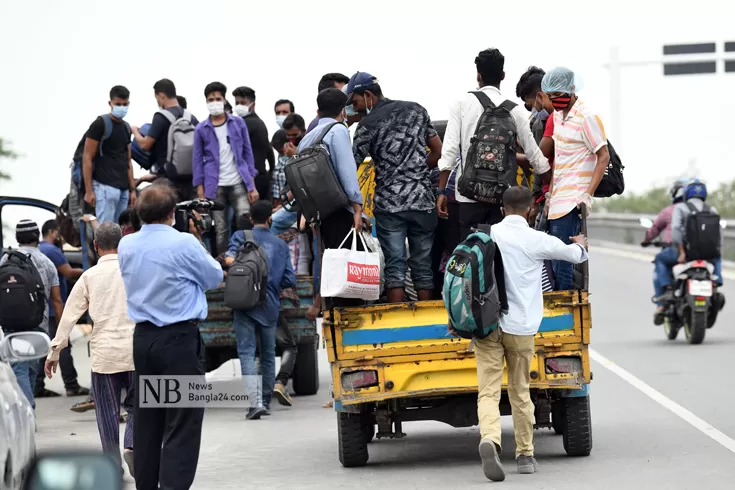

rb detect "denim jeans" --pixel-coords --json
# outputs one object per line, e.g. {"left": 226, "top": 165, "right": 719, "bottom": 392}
{"left": 233, "top": 312, "right": 276, "bottom": 409}
{"left": 655, "top": 246, "right": 723, "bottom": 304}
{"left": 93, "top": 180, "right": 129, "bottom": 224}
{"left": 375, "top": 209, "right": 438, "bottom": 291}
{"left": 272, "top": 207, "right": 298, "bottom": 236}
{"left": 548, "top": 210, "right": 582, "bottom": 291}
{"left": 213, "top": 183, "right": 250, "bottom": 256}
{"left": 12, "top": 360, "right": 39, "bottom": 409}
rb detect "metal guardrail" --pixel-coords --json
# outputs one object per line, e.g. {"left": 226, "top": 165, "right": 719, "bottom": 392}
{"left": 587, "top": 212, "right": 735, "bottom": 261}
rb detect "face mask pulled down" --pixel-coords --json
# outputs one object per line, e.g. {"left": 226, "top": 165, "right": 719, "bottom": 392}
{"left": 207, "top": 101, "right": 225, "bottom": 116}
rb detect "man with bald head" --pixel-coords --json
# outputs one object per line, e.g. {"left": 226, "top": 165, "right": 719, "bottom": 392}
{"left": 118, "top": 180, "right": 223, "bottom": 490}
{"left": 474, "top": 186, "right": 588, "bottom": 481}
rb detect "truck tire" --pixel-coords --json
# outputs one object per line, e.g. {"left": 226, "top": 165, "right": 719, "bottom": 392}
{"left": 685, "top": 310, "right": 706, "bottom": 345}
{"left": 338, "top": 412, "right": 369, "bottom": 467}
{"left": 551, "top": 401, "right": 565, "bottom": 435}
{"left": 563, "top": 396, "right": 592, "bottom": 456}
{"left": 292, "top": 339, "right": 319, "bottom": 396}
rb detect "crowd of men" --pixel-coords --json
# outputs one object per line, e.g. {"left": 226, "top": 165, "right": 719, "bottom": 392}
{"left": 6, "top": 43, "right": 722, "bottom": 487}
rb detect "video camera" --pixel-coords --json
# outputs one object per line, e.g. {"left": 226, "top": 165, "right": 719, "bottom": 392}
{"left": 173, "top": 199, "right": 224, "bottom": 234}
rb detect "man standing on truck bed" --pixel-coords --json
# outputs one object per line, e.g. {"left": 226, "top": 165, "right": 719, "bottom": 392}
{"left": 473, "top": 187, "right": 588, "bottom": 481}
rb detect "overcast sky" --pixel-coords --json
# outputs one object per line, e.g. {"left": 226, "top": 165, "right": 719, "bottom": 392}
{"left": 1, "top": 0, "right": 734, "bottom": 238}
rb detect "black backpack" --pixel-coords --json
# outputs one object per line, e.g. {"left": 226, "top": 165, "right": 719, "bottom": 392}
{"left": 282, "top": 122, "right": 350, "bottom": 225}
{"left": 224, "top": 231, "right": 269, "bottom": 311}
{"left": 0, "top": 251, "right": 46, "bottom": 332}
{"left": 457, "top": 92, "right": 518, "bottom": 205}
{"left": 684, "top": 203, "right": 721, "bottom": 261}
{"left": 593, "top": 140, "right": 625, "bottom": 198}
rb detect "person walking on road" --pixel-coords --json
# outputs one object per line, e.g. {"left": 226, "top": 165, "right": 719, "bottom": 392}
{"left": 118, "top": 183, "right": 223, "bottom": 490}
{"left": 473, "top": 187, "right": 588, "bottom": 481}
{"left": 45, "top": 222, "right": 136, "bottom": 477}
{"left": 225, "top": 201, "right": 296, "bottom": 419}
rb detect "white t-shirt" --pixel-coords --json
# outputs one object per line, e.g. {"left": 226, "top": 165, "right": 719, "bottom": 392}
{"left": 214, "top": 122, "right": 241, "bottom": 187}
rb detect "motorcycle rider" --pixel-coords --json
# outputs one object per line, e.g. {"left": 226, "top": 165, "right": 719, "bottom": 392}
{"left": 655, "top": 179, "right": 725, "bottom": 324}
{"left": 642, "top": 179, "right": 688, "bottom": 323}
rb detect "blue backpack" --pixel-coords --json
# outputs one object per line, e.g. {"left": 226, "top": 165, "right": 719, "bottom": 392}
{"left": 71, "top": 114, "right": 131, "bottom": 192}
{"left": 443, "top": 231, "right": 506, "bottom": 339}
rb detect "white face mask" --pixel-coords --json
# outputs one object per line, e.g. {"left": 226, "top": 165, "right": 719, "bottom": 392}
{"left": 207, "top": 101, "right": 225, "bottom": 116}
{"left": 234, "top": 104, "right": 250, "bottom": 117}
{"left": 275, "top": 115, "right": 287, "bottom": 128}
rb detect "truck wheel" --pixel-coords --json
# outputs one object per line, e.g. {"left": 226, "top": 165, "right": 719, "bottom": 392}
{"left": 685, "top": 310, "right": 706, "bottom": 345}
{"left": 563, "top": 396, "right": 592, "bottom": 456}
{"left": 338, "top": 412, "right": 369, "bottom": 467}
{"left": 551, "top": 401, "right": 565, "bottom": 435}
{"left": 292, "top": 339, "right": 319, "bottom": 396}
{"left": 663, "top": 319, "right": 679, "bottom": 340}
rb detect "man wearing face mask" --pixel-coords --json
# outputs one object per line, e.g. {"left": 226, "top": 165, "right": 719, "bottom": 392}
{"left": 118, "top": 183, "right": 223, "bottom": 490}
{"left": 233, "top": 86, "right": 275, "bottom": 200}
{"left": 35, "top": 220, "right": 88, "bottom": 399}
{"left": 132, "top": 79, "right": 200, "bottom": 202}
{"left": 348, "top": 71, "right": 443, "bottom": 303}
{"left": 516, "top": 66, "right": 555, "bottom": 230}
{"left": 541, "top": 67, "right": 609, "bottom": 291}
{"left": 82, "top": 85, "right": 137, "bottom": 224}
{"left": 274, "top": 99, "right": 295, "bottom": 129}
{"left": 193, "top": 81, "right": 259, "bottom": 256}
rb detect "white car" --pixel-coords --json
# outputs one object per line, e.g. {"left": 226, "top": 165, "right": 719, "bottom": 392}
{"left": 0, "top": 330, "right": 51, "bottom": 490}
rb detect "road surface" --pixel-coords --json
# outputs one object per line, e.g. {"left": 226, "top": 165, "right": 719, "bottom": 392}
{"left": 34, "top": 249, "right": 735, "bottom": 489}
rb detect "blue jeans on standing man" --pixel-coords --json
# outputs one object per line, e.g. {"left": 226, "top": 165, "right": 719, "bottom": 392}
{"left": 233, "top": 311, "right": 276, "bottom": 410}
{"left": 548, "top": 209, "right": 582, "bottom": 291}
{"left": 12, "top": 360, "right": 39, "bottom": 409}
{"left": 374, "top": 209, "right": 438, "bottom": 293}
{"left": 93, "top": 180, "right": 129, "bottom": 224}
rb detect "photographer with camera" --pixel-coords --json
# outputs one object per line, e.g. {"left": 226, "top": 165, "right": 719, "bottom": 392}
{"left": 118, "top": 182, "right": 223, "bottom": 490}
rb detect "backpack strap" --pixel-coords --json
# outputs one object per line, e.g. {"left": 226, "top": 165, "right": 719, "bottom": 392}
{"left": 156, "top": 109, "right": 179, "bottom": 164}
{"left": 99, "top": 114, "right": 113, "bottom": 157}
{"left": 157, "top": 109, "right": 177, "bottom": 124}
{"left": 498, "top": 100, "right": 518, "bottom": 113}
{"left": 315, "top": 122, "right": 342, "bottom": 145}
{"left": 685, "top": 202, "right": 698, "bottom": 215}
{"left": 181, "top": 110, "right": 193, "bottom": 122}
{"left": 470, "top": 91, "right": 496, "bottom": 110}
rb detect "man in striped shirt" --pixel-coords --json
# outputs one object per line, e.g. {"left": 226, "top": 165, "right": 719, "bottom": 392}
{"left": 541, "top": 67, "right": 610, "bottom": 291}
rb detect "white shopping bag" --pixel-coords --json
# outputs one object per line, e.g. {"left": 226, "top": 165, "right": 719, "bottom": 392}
{"left": 321, "top": 228, "right": 381, "bottom": 300}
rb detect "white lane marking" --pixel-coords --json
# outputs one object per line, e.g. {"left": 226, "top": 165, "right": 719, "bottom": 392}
{"left": 592, "top": 246, "right": 735, "bottom": 281}
{"left": 589, "top": 348, "right": 735, "bottom": 454}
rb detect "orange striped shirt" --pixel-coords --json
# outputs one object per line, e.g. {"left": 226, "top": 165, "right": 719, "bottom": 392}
{"left": 548, "top": 99, "right": 607, "bottom": 220}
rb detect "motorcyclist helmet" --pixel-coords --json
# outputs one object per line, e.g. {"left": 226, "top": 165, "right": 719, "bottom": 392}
{"left": 669, "top": 178, "right": 688, "bottom": 203}
{"left": 684, "top": 178, "right": 707, "bottom": 201}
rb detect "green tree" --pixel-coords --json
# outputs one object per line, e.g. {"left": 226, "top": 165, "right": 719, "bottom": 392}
{"left": 0, "top": 137, "right": 15, "bottom": 181}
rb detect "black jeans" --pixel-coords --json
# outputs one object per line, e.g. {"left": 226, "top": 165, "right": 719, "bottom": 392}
{"left": 275, "top": 318, "right": 297, "bottom": 386}
{"left": 36, "top": 316, "right": 79, "bottom": 392}
{"left": 255, "top": 173, "right": 272, "bottom": 200}
{"left": 458, "top": 202, "right": 504, "bottom": 242}
{"left": 133, "top": 321, "right": 205, "bottom": 490}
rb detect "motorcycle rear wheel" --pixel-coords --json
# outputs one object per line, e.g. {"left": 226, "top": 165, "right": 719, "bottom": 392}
{"left": 685, "top": 310, "right": 707, "bottom": 345}
{"left": 663, "top": 318, "right": 679, "bottom": 340}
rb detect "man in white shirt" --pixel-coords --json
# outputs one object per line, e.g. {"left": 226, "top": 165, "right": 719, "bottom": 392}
{"left": 475, "top": 186, "right": 588, "bottom": 481}
{"left": 437, "top": 48, "right": 550, "bottom": 242}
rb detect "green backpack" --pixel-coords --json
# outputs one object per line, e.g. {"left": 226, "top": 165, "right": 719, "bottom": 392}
{"left": 442, "top": 231, "right": 505, "bottom": 339}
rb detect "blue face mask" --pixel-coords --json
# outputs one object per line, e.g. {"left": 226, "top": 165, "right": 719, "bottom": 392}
{"left": 537, "top": 108, "right": 549, "bottom": 120}
{"left": 345, "top": 104, "right": 357, "bottom": 117}
{"left": 111, "top": 105, "right": 128, "bottom": 119}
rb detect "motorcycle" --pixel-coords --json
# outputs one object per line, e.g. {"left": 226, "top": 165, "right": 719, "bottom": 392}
{"left": 639, "top": 217, "right": 726, "bottom": 344}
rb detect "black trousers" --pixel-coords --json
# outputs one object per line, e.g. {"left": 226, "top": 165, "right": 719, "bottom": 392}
{"left": 255, "top": 173, "right": 272, "bottom": 200}
{"left": 458, "top": 202, "right": 504, "bottom": 242}
{"left": 275, "top": 318, "right": 297, "bottom": 386}
{"left": 133, "top": 321, "right": 205, "bottom": 490}
{"left": 36, "top": 316, "right": 79, "bottom": 392}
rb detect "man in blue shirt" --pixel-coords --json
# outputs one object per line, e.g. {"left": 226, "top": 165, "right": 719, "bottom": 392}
{"left": 36, "top": 220, "right": 89, "bottom": 398}
{"left": 225, "top": 201, "right": 296, "bottom": 419}
{"left": 118, "top": 181, "right": 223, "bottom": 490}
{"left": 297, "top": 88, "right": 365, "bottom": 313}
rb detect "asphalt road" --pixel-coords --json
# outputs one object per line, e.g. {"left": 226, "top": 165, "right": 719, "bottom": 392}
{"left": 34, "top": 249, "right": 735, "bottom": 489}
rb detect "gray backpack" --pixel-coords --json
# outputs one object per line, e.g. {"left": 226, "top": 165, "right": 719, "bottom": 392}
{"left": 224, "top": 231, "right": 269, "bottom": 311}
{"left": 158, "top": 109, "right": 195, "bottom": 177}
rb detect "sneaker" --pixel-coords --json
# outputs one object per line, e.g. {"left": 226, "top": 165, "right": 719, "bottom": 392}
{"left": 517, "top": 455, "right": 538, "bottom": 474}
{"left": 35, "top": 388, "right": 61, "bottom": 398}
{"left": 70, "top": 398, "right": 95, "bottom": 413}
{"left": 247, "top": 407, "right": 267, "bottom": 420}
{"left": 653, "top": 310, "right": 665, "bottom": 326}
{"left": 478, "top": 438, "right": 505, "bottom": 482}
{"left": 273, "top": 383, "right": 293, "bottom": 407}
{"left": 123, "top": 449, "right": 134, "bottom": 478}
{"left": 66, "top": 386, "right": 91, "bottom": 397}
